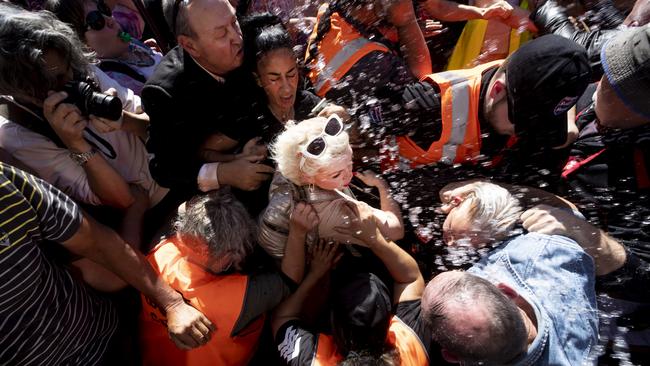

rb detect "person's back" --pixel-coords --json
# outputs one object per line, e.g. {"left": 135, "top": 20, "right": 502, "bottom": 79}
{"left": 422, "top": 232, "right": 599, "bottom": 365}
{"left": 0, "top": 161, "right": 118, "bottom": 364}
{"left": 140, "top": 191, "right": 293, "bottom": 366}
{"left": 140, "top": 237, "right": 263, "bottom": 366}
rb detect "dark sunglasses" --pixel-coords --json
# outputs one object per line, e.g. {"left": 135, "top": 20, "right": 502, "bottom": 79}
{"left": 299, "top": 115, "right": 345, "bottom": 170}
{"left": 84, "top": 0, "right": 112, "bottom": 32}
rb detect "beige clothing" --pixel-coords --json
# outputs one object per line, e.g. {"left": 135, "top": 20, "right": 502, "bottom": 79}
{"left": 258, "top": 172, "right": 364, "bottom": 259}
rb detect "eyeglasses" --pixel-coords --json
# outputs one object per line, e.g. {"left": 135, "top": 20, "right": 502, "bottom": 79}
{"left": 84, "top": 0, "right": 112, "bottom": 32}
{"left": 299, "top": 114, "right": 345, "bottom": 170}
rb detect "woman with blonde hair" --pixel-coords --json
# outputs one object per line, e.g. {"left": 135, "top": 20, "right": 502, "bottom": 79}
{"left": 259, "top": 114, "right": 404, "bottom": 260}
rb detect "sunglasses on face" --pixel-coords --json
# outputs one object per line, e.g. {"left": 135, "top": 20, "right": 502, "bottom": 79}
{"left": 84, "top": 0, "right": 112, "bottom": 32}
{"left": 299, "top": 114, "right": 345, "bottom": 170}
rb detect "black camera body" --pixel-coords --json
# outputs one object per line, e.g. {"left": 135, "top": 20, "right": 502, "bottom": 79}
{"left": 63, "top": 81, "right": 123, "bottom": 121}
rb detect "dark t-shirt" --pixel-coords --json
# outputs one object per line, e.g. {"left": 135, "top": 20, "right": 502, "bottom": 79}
{"left": 274, "top": 300, "right": 446, "bottom": 365}
{"left": 245, "top": 89, "right": 322, "bottom": 144}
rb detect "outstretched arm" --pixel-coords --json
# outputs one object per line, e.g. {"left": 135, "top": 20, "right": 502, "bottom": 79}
{"left": 355, "top": 170, "right": 404, "bottom": 240}
{"left": 272, "top": 242, "right": 341, "bottom": 336}
{"left": 521, "top": 204, "right": 627, "bottom": 276}
{"left": 387, "top": 0, "right": 432, "bottom": 78}
{"left": 335, "top": 200, "right": 424, "bottom": 303}
{"left": 63, "top": 213, "right": 216, "bottom": 350}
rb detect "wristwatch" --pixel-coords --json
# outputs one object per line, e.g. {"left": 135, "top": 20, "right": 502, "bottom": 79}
{"left": 69, "top": 148, "right": 97, "bottom": 166}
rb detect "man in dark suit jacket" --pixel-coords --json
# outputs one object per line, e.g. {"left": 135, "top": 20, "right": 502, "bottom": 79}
{"left": 142, "top": 0, "right": 273, "bottom": 207}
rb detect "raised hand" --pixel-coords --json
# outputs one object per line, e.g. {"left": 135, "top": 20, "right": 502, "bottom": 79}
{"left": 290, "top": 202, "right": 319, "bottom": 235}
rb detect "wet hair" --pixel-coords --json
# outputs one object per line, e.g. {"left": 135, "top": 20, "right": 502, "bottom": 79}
{"left": 174, "top": 190, "right": 256, "bottom": 272}
{"left": 457, "top": 182, "right": 522, "bottom": 243}
{"left": 305, "top": 0, "right": 397, "bottom": 67}
{"left": 240, "top": 12, "right": 294, "bottom": 73}
{"left": 422, "top": 273, "right": 528, "bottom": 364}
{"left": 271, "top": 117, "right": 350, "bottom": 186}
{"left": 43, "top": 0, "right": 86, "bottom": 40}
{"left": 0, "top": 3, "right": 93, "bottom": 102}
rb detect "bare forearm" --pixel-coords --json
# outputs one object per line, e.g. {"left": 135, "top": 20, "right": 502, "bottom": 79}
{"left": 271, "top": 270, "right": 321, "bottom": 334}
{"left": 571, "top": 222, "right": 627, "bottom": 276}
{"left": 425, "top": 0, "right": 485, "bottom": 21}
{"left": 119, "top": 203, "right": 148, "bottom": 251}
{"left": 370, "top": 235, "right": 419, "bottom": 284}
{"left": 397, "top": 22, "right": 432, "bottom": 79}
{"left": 375, "top": 185, "right": 405, "bottom": 240}
{"left": 69, "top": 217, "right": 185, "bottom": 311}
{"left": 121, "top": 111, "right": 149, "bottom": 140}
{"left": 282, "top": 229, "right": 308, "bottom": 283}
{"left": 83, "top": 154, "right": 135, "bottom": 209}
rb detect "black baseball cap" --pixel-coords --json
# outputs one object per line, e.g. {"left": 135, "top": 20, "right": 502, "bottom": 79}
{"left": 331, "top": 272, "right": 392, "bottom": 350}
{"left": 505, "top": 34, "right": 592, "bottom": 147}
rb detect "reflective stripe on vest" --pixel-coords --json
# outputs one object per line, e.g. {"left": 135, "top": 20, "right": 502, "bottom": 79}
{"left": 397, "top": 60, "right": 503, "bottom": 166}
{"left": 306, "top": 9, "right": 391, "bottom": 97}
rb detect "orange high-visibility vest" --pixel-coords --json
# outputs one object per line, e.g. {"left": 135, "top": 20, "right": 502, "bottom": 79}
{"left": 397, "top": 60, "right": 504, "bottom": 167}
{"left": 140, "top": 237, "right": 264, "bottom": 366}
{"left": 306, "top": 5, "right": 391, "bottom": 97}
{"left": 313, "top": 316, "right": 429, "bottom": 366}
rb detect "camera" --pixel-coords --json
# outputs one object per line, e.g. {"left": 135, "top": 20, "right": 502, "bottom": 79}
{"left": 63, "top": 81, "right": 123, "bottom": 121}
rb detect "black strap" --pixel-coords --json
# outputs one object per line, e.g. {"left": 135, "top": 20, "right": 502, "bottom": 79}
{"left": 99, "top": 60, "right": 147, "bottom": 84}
{"left": 0, "top": 97, "right": 67, "bottom": 148}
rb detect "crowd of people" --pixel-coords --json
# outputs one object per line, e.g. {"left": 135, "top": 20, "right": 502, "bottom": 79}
{"left": 0, "top": 0, "right": 649, "bottom": 364}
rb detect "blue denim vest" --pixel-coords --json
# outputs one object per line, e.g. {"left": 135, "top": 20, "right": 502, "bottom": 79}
{"left": 468, "top": 233, "right": 599, "bottom": 365}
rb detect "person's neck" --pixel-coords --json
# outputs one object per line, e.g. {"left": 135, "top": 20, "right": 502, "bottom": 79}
{"left": 191, "top": 55, "right": 227, "bottom": 82}
{"left": 516, "top": 299, "right": 538, "bottom": 346}
{"left": 268, "top": 103, "right": 294, "bottom": 123}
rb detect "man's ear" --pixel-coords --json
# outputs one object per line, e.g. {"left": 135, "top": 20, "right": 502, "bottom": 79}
{"left": 178, "top": 35, "right": 200, "bottom": 58}
{"left": 441, "top": 348, "right": 461, "bottom": 363}
{"left": 497, "top": 282, "right": 519, "bottom": 300}
{"left": 253, "top": 72, "right": 262, "bottom": 88}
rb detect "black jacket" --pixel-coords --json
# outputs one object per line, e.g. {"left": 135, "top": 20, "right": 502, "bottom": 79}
{"left": 142, "top": 46, "right": 257, "bottom": 199}
{"left": 531, "top": 0, "right": 625, "bottom": 80}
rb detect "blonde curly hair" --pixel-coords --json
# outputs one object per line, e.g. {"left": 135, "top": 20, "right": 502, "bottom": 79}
{"left": 271, "top": 116, "right": 351, "bottom": 186}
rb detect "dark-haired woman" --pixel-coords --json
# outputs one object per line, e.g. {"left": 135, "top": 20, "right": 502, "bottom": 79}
{"left": 45, "top": 0, "right": 161, "bottom": 95}
{"left": 240, "top": 13, "right": 348, "bottom": 143}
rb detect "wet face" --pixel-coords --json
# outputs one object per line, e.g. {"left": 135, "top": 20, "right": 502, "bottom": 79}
{"left": 256, "top": 48, "right": 299, "bottom": 114}
{"left": 83, "top": 0, "right": 128, "bottom": 59}
{"left": 441, "top": 196, "right": 488, "bottom": 248}
{"left": 181, "top": 0, "right": 243, "bottom": 75}
{"left": 310, "top": 148, "right": 354, "bottom": 190}
{"left": 484, "top": 69, "right": 515, "bottom": 136}
{"left": 594, "top": 76, "right": 650, "bottom": 129}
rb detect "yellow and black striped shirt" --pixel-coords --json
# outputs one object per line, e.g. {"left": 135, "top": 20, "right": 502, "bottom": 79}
{"left": 0, "top": 162, "right": 117, "bottom": 365}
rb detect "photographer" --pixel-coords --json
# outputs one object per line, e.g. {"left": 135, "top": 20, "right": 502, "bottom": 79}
{"left": 0, "top": 4, "right": 170, "bottom": 241}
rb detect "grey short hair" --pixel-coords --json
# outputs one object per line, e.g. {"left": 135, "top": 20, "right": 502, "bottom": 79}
{"left": 162, "top": 0, "right": 196, "bottom": 38}
{"left": 0, "top": 3, "right": 93, "bottom": 102}
{"left": 174, "top": 190, "right": 256, "bottom": 271}
{"left": 464, "top": 182, "right": 522, "bottom": 242}
{"left": 422, "top": 273, "right": 528, "bottom": 364}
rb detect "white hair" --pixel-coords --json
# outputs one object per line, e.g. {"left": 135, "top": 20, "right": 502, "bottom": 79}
{"left": 465, "top": 182, "right": 522, "bottom": 241}
{"left": 271, "top": 117, "right": 350, "bottom": 186}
